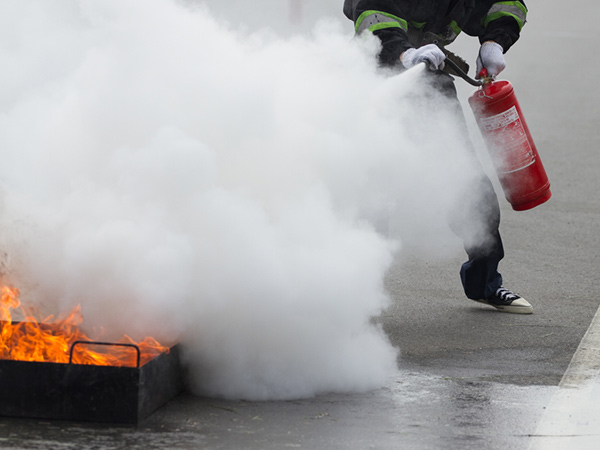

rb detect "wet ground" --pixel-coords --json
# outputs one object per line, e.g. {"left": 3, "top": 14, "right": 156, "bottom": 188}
{"left": 1, "top": 1, "right": 599, "bottom": 449}
{"left": 0, "top": 374, "right": 555, "bottom": 450}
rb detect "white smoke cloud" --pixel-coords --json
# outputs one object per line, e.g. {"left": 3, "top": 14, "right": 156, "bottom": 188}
{"left": 0, "top": 0, "right": 483, "bottom": 400}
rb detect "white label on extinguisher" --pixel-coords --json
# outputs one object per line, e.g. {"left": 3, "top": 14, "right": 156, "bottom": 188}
{"left": 480, "top": 105, "right": 535, "bottom": 173}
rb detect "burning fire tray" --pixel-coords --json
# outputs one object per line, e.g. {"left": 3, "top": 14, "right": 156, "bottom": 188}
{"left": 0, "top": 341, "right": 183, "bottom": 424}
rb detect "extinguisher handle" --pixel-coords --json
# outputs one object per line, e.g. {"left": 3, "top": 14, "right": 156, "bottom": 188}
{"left": 443, "top": 57, "right": 483, "bottom": 87}
{"left": 477, "top": 68, "right": 489, "bottom": 79}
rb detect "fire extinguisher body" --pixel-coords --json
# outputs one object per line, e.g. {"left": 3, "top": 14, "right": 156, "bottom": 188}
{"left": 468, "top": 80, "right": 551, "bottom": 211}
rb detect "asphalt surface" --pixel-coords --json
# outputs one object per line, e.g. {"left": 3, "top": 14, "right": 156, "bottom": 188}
{"left": 1, "top": 1, "right": 599, "bottom": 449}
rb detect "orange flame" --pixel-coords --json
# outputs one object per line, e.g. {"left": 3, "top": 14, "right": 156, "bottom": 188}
{"left": 0, "top": 285, "right": 169, "bottom": 367}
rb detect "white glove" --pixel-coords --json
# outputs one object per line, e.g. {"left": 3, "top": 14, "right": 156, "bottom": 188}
{"left": 476, "top": 41, "right": 506, "bottom": 78}
{"left": 401, "top": 44, "right": 446, "bottom": 70}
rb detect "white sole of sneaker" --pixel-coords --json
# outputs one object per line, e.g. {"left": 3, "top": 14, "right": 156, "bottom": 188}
{"left": 472, "top": 298, "right": 534, "bottom": 315}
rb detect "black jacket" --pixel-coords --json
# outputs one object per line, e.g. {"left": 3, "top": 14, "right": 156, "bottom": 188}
{"left": 343, "top": 0, "right": 526, "bottom": 67}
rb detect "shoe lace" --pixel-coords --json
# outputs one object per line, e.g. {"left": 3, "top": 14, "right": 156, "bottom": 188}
{"left": 496, "top": 288, "right": 519, "bottom": 301}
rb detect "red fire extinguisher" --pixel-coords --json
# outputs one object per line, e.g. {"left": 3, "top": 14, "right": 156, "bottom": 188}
{"left": 467, "top": 70, "right": 551, "bottom": 211}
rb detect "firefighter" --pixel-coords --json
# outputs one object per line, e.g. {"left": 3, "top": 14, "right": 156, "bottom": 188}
{"left": 343, "top": 0, "right": 532, "bottom": 314}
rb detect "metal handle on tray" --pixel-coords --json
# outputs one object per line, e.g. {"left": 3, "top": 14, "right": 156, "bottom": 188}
{"left": 69, "top": 340, "right": 141, "bottom": 368}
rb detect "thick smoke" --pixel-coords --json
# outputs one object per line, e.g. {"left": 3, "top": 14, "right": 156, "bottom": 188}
{"left": 0, "top": 0, "right": 483, "bottom": 400}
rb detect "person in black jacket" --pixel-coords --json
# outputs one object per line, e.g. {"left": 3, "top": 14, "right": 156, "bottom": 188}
{"left": 343, "top": 0, "right": 532, "bottom": 314}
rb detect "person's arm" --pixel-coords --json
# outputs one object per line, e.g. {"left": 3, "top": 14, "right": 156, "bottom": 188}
{"left": 479, "top": 1, "right": 528, "bottom": 52}
{"left": 344, "top": 0, "right": 413, "bottom": 67}
{"left": 473, "top": 1, "right": 528, "bottom": 77}
{"left": 344, "top": 1, "right": 445, "bottom": 70}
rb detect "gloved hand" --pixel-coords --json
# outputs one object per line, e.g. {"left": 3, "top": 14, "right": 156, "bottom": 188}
{"left": 476, "top": 41, "right": 506, "bottom": 78}
{"left": 401, "top": 44, "right": 446, "bottom": 70}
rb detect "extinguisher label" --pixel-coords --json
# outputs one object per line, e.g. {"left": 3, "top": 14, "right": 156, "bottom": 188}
{"left": 480, "top": 106, "right": 535, "bottom": 173}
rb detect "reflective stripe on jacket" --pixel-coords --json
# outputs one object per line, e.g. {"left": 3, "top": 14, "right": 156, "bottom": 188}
{"left": 355, "top": 10, "right": 408, "bottom": 35}
{"left": 485, "top": 1, "right": 527, "bottom": 31}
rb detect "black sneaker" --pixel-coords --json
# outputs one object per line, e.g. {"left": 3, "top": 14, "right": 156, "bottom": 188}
{"left": 473, "top": 287, "right": 533, "bottom": 314}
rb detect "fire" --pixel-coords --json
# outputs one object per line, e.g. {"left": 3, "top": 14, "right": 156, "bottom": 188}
{"left": 0, "top": 285, "right": 168, "bottom": 367}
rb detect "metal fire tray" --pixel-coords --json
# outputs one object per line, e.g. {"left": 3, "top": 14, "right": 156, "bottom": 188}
{"left": 0, "top": 340, "right": 183, "bottom": 424}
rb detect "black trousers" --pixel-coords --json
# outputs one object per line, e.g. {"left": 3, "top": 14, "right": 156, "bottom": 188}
{"left": 420, "top": 69, "right": 504, "bottom": 300}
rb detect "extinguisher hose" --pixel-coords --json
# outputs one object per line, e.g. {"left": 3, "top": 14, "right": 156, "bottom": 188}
{"left": 443, "top": 58, "right": 484, "bottom": 87}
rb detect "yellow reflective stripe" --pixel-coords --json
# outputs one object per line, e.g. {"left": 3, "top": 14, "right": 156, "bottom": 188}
{"left": 409, "top": 20, "right": 427, "bottom": 30}
{"left": 368, "top": 22, "right": 404, "bottom": 33}
{"left": 448, "top": 20, "right": 462, "bottom": 36}
{"left": 355, "top": 10, "right": 408, "bottom": 35}
{"left": 484, "top": 2, "right": 528, "bottom": 30}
